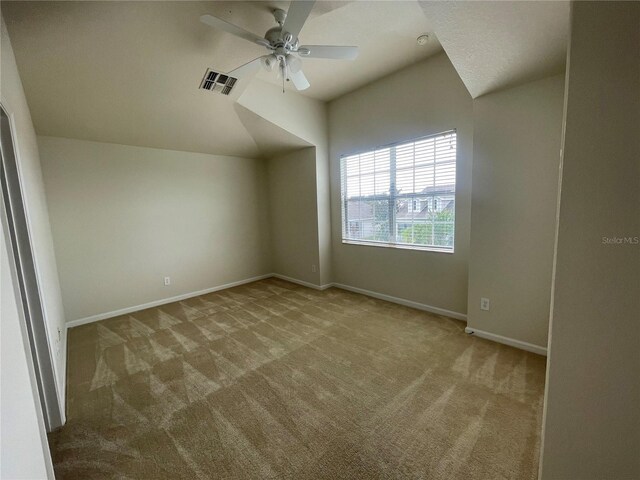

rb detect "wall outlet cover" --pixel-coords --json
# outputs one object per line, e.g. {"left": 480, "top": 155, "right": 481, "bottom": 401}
{"left": 480, "top": 297, "right": 490, "bottom": 311}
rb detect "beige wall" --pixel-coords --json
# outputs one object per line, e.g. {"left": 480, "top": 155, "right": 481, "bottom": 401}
{"left": 38, "top": 136, "right": 271, "bottom": 321}
{"left": 238, "top": 80, "right": 331, "bottom": 285}
{"left": 267, "top": 147, "right": 321, "bottom": 285}
{"left": 468, "top": 75, "right": 565, "bottom": 349}
{"left": 1, "top": 18, "right": 67, "bottom": 411}
{"left": 328, "top": 53, "right": 473, "bottom": 315}
{"left": 540, "top": 2, "right": 640, "bottom": 478}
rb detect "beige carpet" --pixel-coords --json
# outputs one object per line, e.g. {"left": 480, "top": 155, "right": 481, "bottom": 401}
{"left": 50, "top": 278, "right": 546, "bottom": 479}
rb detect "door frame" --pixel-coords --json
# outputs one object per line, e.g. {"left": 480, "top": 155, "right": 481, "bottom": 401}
{"left": 0, "top": 102, "right": 63, "bottom": 430}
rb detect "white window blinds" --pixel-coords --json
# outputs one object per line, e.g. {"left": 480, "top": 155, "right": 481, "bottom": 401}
{"left": 340, "top": 130, "right": 457, "bottom": 252}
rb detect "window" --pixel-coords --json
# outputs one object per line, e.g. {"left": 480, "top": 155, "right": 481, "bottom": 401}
{"left": 340, "top": 130, "right": 456, "bottom": 252}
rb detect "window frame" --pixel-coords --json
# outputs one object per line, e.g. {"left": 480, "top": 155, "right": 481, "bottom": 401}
{"left": 339, "top": 130, "right": 457, "bottom": 254}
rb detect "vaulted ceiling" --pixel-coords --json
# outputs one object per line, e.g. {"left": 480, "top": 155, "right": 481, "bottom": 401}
{"left": 419, "top": 1, "right": 569, "bottom": 98}
{"left": 2, "top": 1, "right": 441, "bottom": 158}
{"left": 2, "top": 1, "right": 569, "bottom": 158}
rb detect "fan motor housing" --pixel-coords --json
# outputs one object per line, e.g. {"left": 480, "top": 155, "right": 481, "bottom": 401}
{"left": 265, "top": 27, "right": 283, "bottom": 45}
{"left": 265, "top": 27, "right": 299, "bottom": 51}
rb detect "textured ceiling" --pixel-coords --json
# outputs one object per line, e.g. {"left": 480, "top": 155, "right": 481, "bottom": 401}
{"left": 3, "top": 1, "right": 569, "bottom": 157}
{"left": 2, "top": 1, "right": 441, "bottom": 157}
{"left": 255, "top": 0, "right": 442, "bottom": 100}
{"left": 419, "top": 1, "right": 569, "bottom": 98}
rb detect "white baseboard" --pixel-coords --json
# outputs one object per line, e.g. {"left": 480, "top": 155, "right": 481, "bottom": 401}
{"left": 464, "top": 326, "right": 547, "bottom": 356}
{"left": 64, "top": 273, "right": 544, "bottom": 362}
{"left": 271, "top": 273, "right": 332, "bottom": 291}
{"left": 66, "top": 273, "right": 274, "bottom": 328}
{"left": 331, "top": 283, "right": 467, "bottom": 321}
{"left": 67, "top": 273, "right": 464, "bottom": 328}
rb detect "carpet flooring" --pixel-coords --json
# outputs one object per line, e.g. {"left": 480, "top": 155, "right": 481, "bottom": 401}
{"left": 50, "top": 278, "right": 546, "bottom": 479}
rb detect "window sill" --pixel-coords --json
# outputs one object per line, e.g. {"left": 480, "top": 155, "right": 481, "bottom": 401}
{"left": 341, "top": 239, "right": 454, "bottom": 254}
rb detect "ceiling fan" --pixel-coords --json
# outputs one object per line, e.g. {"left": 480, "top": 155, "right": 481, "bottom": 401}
{"left": 200, "top": 0, "right": 358, "bottom": 91}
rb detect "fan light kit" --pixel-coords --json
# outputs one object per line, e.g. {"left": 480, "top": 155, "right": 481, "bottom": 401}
{"left": 199, "top": 0, "right": 359, "bottom": 92}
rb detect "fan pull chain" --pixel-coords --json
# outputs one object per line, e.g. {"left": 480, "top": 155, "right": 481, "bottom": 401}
{"left": 281, "top": 61, "right": 286, "bottom": 93}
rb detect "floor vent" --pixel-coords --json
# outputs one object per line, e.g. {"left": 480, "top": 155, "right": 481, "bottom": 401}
{"left": 199, "top": 69, "right": 238, "bottom": 95}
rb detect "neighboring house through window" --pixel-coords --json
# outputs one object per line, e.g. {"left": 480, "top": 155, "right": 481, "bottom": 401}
{"left": 408, "top": 198, "right": 421, "bottom": 213}
{"left": 340, "top": 130, "right": 457, "bottom": 252}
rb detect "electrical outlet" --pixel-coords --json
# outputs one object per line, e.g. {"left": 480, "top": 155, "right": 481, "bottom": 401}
{"left": 164, "top": 276, "right": 171, "bottom": 286}
{"left": 480, "top": 297, "right": 490, "bottom": 311}
{"left": 311, "top": 265, "right": 317, "bottom": 273}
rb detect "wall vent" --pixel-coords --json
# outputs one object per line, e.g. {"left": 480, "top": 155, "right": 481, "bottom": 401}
{"left": 199, "top": 69, "right": 238, "bottom": 95}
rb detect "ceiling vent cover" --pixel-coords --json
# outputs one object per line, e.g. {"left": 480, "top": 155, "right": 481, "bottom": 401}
{"left": 199, "top": 69, "right": 238, "bottom": 95}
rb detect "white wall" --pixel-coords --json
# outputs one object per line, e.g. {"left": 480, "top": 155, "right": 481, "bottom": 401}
{"left": 37, "top": 136, "right": 271, "bottom": 322}
{"left": 267, "top": 147, "right": 321, "bottom": 285}
{"left": 467, "top": 74, "right": 565, "bottom": 349}
{"left": 1, "top": 17, "right": 67, "bottom": 414}
{"left": 540, "top": 2, "right": 640, "bottom": 478}
{"left": 328, "top": 53, "right": 473, "bottom": 315}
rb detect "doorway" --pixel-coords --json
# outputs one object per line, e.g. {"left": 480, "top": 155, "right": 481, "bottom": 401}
{"left": 0, "top": 105, "right": 62, "bottom": 430}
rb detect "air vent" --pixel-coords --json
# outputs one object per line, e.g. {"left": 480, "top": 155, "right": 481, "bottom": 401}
{"left": 199, "top": 68, "right": 238, "bottom": 96}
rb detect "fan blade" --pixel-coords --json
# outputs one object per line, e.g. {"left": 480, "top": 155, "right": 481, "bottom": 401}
{"left": 282, "top": 1, "right": 316, "bottom": 39}
{"left": 287, "top": 55, "right": 303, "bottom": 74}
{"left": 298, "top": 45, "right": 358, "bottom": 60}
{"left": 228, "top": 56, "right": 265, "bottom": 78}
{"left": 200, "top": 15, "right": 268, "bottom": 47}
{"left": 288, "top": 68, "right": 310, "bottom": 91}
